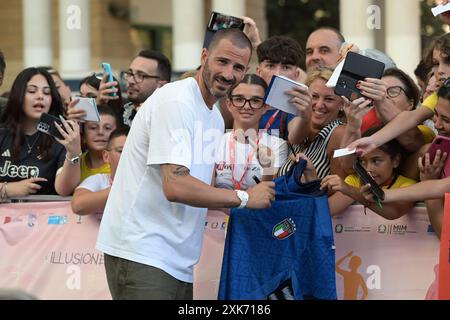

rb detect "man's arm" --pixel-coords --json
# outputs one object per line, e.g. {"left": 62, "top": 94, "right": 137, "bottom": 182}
{"left": 160, "top": 164, "right": 275, "bottom": 209}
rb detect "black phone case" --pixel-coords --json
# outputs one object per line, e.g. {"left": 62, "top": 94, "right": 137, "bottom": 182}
{"left": 335, "top": 51, "right": 385, "bottom": 100}
{"left": 37, "top": 113, "right": 64, "bottom": 140}
{"left": 353, "top": 161, "right": 385, "bottom": 201}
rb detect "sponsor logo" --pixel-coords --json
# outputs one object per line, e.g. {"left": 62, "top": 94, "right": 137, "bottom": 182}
{"left": 378, "top": 224, "right": 408, "bottom": 235}
{"left": 216, "top": 161, "right": 225, "bottom": 171}
{"left": 0, "top": 160, "right": 39, "bottom": 179}
{"left": 27, "top": 214, "right": 37, "bottom": 227}
{"left": 273, "top": 218, "right": 296, "bottom": 240}
{"left": 3, "top": 216, "right": 12, "bottom": 224}
{"left": 48, "top": 215, "right": 68, "bottom": 225}
{"left": 334, "top": 224, "right": 371, "bottom": 233}
{"left": 1, "top": 149, "right": 11, "bottom": 157}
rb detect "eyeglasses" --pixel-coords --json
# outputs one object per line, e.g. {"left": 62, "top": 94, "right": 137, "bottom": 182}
{"left": 121, "top": 71, "right": 160, "bottom": 83}
{"left": 230, "top": 95, "right": 265, "bottom": 110}
{"left": 386, "top": 86, "right": 406, "bottom": 98}
{"left": 443, "top": 77, "right": 450, "bottom": 87}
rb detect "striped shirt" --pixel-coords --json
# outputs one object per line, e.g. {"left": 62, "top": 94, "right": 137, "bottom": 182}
{"left": 279, "top": 120, "right": 343, "bottom": 178}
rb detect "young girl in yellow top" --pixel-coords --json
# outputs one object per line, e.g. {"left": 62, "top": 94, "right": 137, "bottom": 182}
{"left": 321, "top": 126, "right": 416, "bottom": 219}
{"left": 80, "top": 105, "right": 118, "bottom": 182}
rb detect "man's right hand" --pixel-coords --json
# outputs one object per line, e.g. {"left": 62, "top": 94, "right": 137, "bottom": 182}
{"left": 245, "top": 181, "right": 276, "bottom": 209}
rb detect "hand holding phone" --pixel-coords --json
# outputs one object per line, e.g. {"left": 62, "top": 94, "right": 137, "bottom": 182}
{"left": 203, "top": 12, "right": 245, "bottom": 48}
{"left": 426, "top": 135, "right": 450, "bottom": 178}
{"left": 334, "top": 51, "right": 385, "bottom": 100}
{"left": 353, "top": 160, "right": 385, "bottom": 204}
{"left": 37, "top": 113, "right": 66, "bottom": 140}
{"left": 102, "top": 62, "right": 117, "bottom": 97}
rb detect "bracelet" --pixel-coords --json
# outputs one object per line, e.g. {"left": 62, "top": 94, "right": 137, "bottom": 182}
{"left": 0, "top": 182, "right": 8, "bottom": 202}
{"left": 0, "top": 183, "right": 4, "bottom": 202}
{"left": 65, "top": 152, "right": 82, "bottom": 162}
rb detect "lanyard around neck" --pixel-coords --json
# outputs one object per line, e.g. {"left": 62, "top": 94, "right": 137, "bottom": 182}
{"left": 229, "top": 131, "right": 259, "bottom": 190}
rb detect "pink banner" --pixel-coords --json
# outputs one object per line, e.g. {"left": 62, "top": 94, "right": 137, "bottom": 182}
{"left": 0, "top": 203, "right": 441, "bottom": 300}
{"left": 0, "top": 202, "right": 110, "bottom": 300}
{"left": 194, "top": 206, "right": 440, "bottom": 300}
{"left": 439, "top": 194, "right": 450, "bottom": 299}
{"left": 333, "top": 205, "right": 439, "bottom": 300}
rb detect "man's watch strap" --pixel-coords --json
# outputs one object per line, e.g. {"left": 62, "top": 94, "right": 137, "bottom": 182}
{"left": 235, "top": 190, "right": 249, "bottom": 209}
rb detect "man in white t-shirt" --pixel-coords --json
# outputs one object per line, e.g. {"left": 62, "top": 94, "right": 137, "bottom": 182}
{"left": 96, "top": 29, "right": 276, "bottom": 300}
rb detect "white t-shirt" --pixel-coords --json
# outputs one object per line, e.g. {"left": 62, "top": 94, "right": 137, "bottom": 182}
{"left": 76, "top": 173, "right": 111, "bottom": 192}
{"left": 76, "top": 173, "right": 111, "bottom": 219}
{"left": 215, "top": 131, "right": 288, "bottom": 190}
{"left": 96, "top": 78, "right": 224, "bottom": 283}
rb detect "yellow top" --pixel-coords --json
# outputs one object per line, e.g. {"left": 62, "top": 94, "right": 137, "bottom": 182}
{"left": 418, "top": 125, "right": 436, "bottom": 144}
{"left": 345, "top": 174, "right": 416, "bottom": 189}
{"left": 80, "top": 152, "right": 110, "bottom": 182}
{"left": 421, "top": 92, "right": 438, "bottom": 112}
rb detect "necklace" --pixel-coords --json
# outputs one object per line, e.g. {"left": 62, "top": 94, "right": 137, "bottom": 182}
{"left": 25, "top": 134, "right": 39, "bottom": 154}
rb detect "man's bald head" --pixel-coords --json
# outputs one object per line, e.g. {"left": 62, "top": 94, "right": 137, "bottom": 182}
{"left": 305, "top": 27, "right": 345, "bottom": 71}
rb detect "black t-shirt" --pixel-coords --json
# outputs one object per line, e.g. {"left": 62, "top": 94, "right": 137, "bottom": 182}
{"left": 0, "top": 129, "right": 66, "bottom": 195}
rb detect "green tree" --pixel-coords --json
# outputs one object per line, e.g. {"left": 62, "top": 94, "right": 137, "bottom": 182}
{"left": 266, "top": 0, "right": 340, "bottom": 68}
{"left": 421, "top": 0, "right": 448, "bottom": 55}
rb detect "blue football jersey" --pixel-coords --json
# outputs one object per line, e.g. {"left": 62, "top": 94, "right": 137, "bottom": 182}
{"left": 218, "top": 160, "right": 337, "bottom": 300}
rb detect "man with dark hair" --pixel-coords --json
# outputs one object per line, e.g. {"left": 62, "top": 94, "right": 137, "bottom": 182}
{"left": 99, "top": 49, "right": 172, "bottom": 126}
{"left": 0, "top": 50, "right": 7, "bottom": 114}
{"left": 96, "top": 28, "right": 275, "bottom": 300}
{"left": 256, "top": 36, "right": 312, "bottom": 144}
{"left": 305, "top": 27, "right": 346, "bottom": 71}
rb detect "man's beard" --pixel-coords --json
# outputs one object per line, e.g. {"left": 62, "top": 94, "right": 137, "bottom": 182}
{"left": 202, "top": 61, "right": 234, "bottom": 99}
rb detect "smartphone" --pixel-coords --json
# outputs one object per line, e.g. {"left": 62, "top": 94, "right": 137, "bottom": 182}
{"left": 37, "top": 113, "right": 65, "bottom": 140}
{"left": 72, "top": 97, "right": 100, "bottom": 122}
{"left": 334, "top": 51, "right": 385, "bottom": 100}
{"left": 102, "top": 62, "right": 117, "bottom": 97}
{"left": 427, "top": 135, "right": 450, "bottom": 178}
{"left": 203, "top": 12, "right": 245, "bottom": 48}
{"left": 207, "top": 12, "right": 244, "bottom": 32}
{"left": 353, "top": 160, "right": 385, "bottom": 201}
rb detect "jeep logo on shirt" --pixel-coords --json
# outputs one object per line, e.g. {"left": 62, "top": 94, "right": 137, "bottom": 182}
{"left": 0, "top": 161, "right": 39, "bottom": 178}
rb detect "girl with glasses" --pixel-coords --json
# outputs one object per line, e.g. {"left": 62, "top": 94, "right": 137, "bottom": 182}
{"left": 340, "top": 68, "right": 436, "bottom": 180}
{"left": 214, "top": 74, "right": 288, "bottom": 191}
{"left": 349, "top": 33, "right": 450, "bottom": 158}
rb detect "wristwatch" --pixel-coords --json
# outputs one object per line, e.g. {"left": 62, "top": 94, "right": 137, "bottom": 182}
{"left": 235, "top": 190, "right": 249, "bottom": 209}
{"left": 66, "top": 152, "right": 82, "bottom": 165}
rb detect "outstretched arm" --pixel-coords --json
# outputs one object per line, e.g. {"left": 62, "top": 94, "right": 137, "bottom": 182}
{"left": 348, "top": 106, "right": 434, "bottom": 156}
{"left": 160, "top": 164, "right": 276, "bottom": 209}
